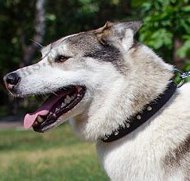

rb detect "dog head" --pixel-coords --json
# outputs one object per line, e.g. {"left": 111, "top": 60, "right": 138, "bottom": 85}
{"left": 3, "top": 21, "right": 145, "bottom": 137}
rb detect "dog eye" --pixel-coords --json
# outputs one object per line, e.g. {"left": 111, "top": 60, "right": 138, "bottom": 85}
{"left": 55, "top": 55, "right": 70, "bottom": 63}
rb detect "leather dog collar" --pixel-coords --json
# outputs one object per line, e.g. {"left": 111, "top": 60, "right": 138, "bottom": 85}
{"left": 101, "top": 81, "right": 177, "bottom": 142}
{"left": 101, "top": 68, "right": 190, "bottom": 143}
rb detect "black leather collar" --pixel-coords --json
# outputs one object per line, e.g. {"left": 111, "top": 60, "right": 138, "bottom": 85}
{"left": 101, "top": 81, "right": 177, "bottom": 143}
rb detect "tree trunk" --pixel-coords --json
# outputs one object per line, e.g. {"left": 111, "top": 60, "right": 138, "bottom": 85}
{"left": 21, "top": 0, "right": 46, "bottom": 67}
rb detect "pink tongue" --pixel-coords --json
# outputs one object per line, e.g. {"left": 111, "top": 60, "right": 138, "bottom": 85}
{"left": 24, "top": 93, "right": 66, "bottom": 129}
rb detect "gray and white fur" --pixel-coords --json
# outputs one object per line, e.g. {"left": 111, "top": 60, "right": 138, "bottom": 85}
{"left": 4, "top": 21, "right": 190, "bottom": 181}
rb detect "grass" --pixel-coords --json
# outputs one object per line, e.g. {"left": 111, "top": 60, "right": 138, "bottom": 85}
{"left": 0, "top": 124, "right": 108, "bottom": 181}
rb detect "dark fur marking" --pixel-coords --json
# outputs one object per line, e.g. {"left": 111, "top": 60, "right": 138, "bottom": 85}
{"left": 66, "top": 31, "right": 121, "bottom": 61}
{"left": 66, "top": 32, "right": 126, "bottom": 73}
{"left": 84, "top": 45, "right": 121, "bottom": 63}
{"left": 84, "top": 44, "right": 127, "bottom": 74}
{"left": 164, "top": 134, "right": 190, "bottom": 167}
{"left": 63, "top": 29, "right": 133, "bottom": 75}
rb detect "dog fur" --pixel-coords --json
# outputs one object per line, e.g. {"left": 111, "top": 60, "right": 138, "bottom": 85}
{"left": 4, "top": 21, "right": 190, "bottom": 180}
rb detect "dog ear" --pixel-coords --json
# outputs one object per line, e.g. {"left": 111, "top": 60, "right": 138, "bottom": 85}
{"left": 95, "top": 21, "right": 142, "bottom": 50}
{"left": 95, "top": 21, "right": 114, "bottom": 45}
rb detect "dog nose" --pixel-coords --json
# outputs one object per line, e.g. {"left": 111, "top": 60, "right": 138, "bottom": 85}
{"left": 4, "top": 72, "right": 21, "bottom": 89}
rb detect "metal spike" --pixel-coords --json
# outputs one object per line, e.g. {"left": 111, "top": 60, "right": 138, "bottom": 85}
{"left": 114, "top": 131, "right": 119, "bottom": 136}
{"left": 137, "top": 115, "right": 141, "bottom": 120}
{"left": 147, "top": 106, "right": 152, "bottom": 111}
{"left": 126, "top": 123, "right": 130, "bottom": 128}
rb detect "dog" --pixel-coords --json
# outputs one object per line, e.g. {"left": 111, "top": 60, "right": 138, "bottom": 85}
{"left": 4, "top": 21, "right": 190, "bottom": 181}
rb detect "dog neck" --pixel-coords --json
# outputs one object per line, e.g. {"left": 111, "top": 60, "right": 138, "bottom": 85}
{"left": 101, "top": 80, "right": 177, "bottom": 142}
{"left": 71, "top": 45, "right": 174, "bottom": 142}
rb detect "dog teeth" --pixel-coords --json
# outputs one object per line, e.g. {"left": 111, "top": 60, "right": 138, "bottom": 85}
{"left": 55, "top": 108, "right": 59, "bottom": 113}
{"left": 61, "top": 102, "right": 66, "bottom": 108}
{"left": 52, "top": 113, "right": 56, "bottom": 118}
{"left": 70, "top": 95, "right": 75, "bottom": 100}
{"left": 47, "top": 112, "right": 53, "bottom": 119}
{"left": 65, "top": 96, "right": 71, "bottom": 104}
{"left": 33, "top": 121, "right": 38, "bottom": 126}
{"left": 37, "top": 116, "right": 44, "bottom": 123}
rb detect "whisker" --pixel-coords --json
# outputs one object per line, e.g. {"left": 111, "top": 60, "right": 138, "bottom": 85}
{"left": 30, "top": 39, "right": 43, "bottom": 48}
{"left": 52, "top": 91, "right": 58, "bottom": 96}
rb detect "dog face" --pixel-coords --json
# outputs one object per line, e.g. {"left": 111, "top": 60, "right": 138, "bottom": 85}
{"left": 4, "top": 21, "right": 142, "bottom": 134}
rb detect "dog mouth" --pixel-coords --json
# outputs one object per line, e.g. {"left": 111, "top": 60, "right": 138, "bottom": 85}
{"left": 24, "top": 85, "right": 86, "bottom": 132}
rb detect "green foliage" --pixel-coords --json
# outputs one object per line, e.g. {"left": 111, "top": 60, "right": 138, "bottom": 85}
{"left": 45, "top": 0, "right": 130, "bottom": 42}
{"left": 139, "top": 0, "right": 190, "bottom": 63}
{"left": 177, "top": 36, "right": 190, "bottom": 58}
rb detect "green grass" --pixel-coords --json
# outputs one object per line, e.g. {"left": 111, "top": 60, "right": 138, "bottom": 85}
{"left": 0, "top": 124, "right": 108, "bottom": 181}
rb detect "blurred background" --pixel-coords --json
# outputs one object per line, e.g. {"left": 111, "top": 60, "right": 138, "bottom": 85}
{"left": 0, "top": 0, "right": 190, "bottom": 180}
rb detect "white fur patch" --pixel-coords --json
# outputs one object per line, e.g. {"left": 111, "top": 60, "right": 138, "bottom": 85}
{"left": 122, "top": 29, "right": 134, "bottom": 51}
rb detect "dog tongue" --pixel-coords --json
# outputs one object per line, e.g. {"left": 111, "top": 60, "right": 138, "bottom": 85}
{"left": 24, "top": 110, "right": 49, "bottom": 129}
{"left": 24, "top": 93, "right": 65, "bottom": 129}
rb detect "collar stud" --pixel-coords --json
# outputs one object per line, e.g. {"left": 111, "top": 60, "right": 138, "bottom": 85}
{"left": 114, "top": 131, "right": 119, "bottom": 135}
{"left": 126, "top": 123, "right": 130, "bottom": 128}
{"left": 136, "top": 115, "right": 141, "bottom": 120}
{"left": 101, "top": 81, "right": 177, "bottom": 143}
{"left": 147, "top": 106, "right": 152, "bottom": 111}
